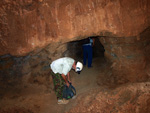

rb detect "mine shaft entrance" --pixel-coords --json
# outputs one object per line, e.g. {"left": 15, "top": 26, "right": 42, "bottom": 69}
{"left": 64, "top": 36, "right": 105, "bottom": 63}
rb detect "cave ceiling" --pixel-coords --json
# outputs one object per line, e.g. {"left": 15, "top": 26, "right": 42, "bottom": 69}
{"left": 0, "top": 0, "right": 150, "bottom": 56}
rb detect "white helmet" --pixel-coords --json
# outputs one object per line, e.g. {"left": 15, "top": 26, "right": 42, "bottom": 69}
{"left": 76, "top": 61, "right": 83, "bottom": 74}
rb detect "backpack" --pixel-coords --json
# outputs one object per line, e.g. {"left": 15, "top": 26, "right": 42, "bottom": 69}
{"left": 62, "top": 83, "right": 76, "bottom": 100}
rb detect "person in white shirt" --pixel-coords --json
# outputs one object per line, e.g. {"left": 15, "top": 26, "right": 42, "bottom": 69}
{"left": 50, "top": 57, "right": 83, "bottom": 104}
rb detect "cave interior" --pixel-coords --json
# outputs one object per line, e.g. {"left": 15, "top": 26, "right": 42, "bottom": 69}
{"left": 0, "top": 0, "right": 150, "bottom": 113}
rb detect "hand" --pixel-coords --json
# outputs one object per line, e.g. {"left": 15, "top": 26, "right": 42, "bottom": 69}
{"left": 66, "top": 82, "right": 70, "bottom": 87}
{"left": 68, "top": 80, "right": 72, "bottom": 84}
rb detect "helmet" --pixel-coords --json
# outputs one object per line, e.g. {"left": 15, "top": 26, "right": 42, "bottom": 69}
{"left": 76, "top": 61, "right": 83, "bottom": 74}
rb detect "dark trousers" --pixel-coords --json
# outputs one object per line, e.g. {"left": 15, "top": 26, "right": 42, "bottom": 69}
{"left": 83, "top": 45, "right": 93, "bottom": 67}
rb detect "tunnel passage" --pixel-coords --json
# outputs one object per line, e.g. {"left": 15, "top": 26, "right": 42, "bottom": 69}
{"left": 62, "top": 28, "right": 150, "bottom": 85}
{"left": 63, "top": 36, "right": 105, "bottom": 61}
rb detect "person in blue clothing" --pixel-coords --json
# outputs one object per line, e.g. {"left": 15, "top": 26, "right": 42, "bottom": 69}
{"left": 82, "top": 37, "right": 95, "bottom": 68}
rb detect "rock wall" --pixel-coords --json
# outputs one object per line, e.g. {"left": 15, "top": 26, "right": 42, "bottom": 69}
{"left": 0, "top": 1, "right": 150, "bottom": 111}
{"left": 0, "top": 0, "right": 150, "bottom": 90}
{"left": 0, "top": 0, "right": 150, "bottom": 56}
{"left": 69, "top": 82, "right": 150, "bottom": 113}
{"left": 0, "top": 42, "right": 68, "bottom": 93}
{"left": 100, "top": 27, "right": 150, "bottom": 83}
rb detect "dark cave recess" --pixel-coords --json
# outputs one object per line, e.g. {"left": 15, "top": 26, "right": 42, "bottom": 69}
{"left": 63, "top": 36, "right": 105, "bottom": 60}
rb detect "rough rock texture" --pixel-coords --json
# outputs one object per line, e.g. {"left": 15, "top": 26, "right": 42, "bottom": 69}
{"left": 0, "top": 0, "right": 150, "bottom": 112}
{"left": 0, "top": 0, "right": 149, "bottom": 83}
{"left": 0, "top": 0, "right": 150, "bottom": 56}
{"left": 69, "top": 82, "right": 150, "bottom": 113}
{"left": 100, "top": 27, "right": 150, "bottom": 83}
{"left": 0, "top": 41, "right": 68, "bottom": 91}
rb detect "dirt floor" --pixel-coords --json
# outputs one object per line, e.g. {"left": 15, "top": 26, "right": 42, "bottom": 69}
{"left": 0, "top": 57, "right": 150, "bottom": 113}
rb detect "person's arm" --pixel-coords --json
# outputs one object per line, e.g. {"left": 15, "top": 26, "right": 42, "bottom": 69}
{"left": 61, "top": 73, "right": 70, "bottom": 87}
{"left": 67, "top": 72, "right": 71, "bottom": 83}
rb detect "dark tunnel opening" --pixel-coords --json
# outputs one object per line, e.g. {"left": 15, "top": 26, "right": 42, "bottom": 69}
{"left": 63, "top": 36, "right": 105, "bottom": 62}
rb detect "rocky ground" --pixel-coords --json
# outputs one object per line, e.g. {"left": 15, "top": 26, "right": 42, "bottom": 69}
{"left": 0, "top": 57, "right": 150, "bottom": 113}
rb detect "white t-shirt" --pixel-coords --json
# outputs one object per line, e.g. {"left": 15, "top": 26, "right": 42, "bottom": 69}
{"left": 50, "top": 57, "right": 75, "bottom": 75}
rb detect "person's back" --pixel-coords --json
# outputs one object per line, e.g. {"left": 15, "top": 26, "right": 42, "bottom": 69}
{"left": 50, "top": 57, "right": 75, "bottom": 75}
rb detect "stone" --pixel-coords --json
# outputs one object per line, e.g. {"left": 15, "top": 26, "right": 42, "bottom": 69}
{"left": 0, "top": 0, "right": 150, "bottom": 56}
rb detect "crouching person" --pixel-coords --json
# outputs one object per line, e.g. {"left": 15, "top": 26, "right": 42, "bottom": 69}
{"left": 50, "top": 57, "right": 83, "bottom": 104}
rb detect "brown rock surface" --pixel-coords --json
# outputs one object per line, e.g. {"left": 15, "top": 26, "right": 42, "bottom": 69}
{"left": 99, "top": 27, "right": 150, "bottom": 83}
{"left": 0, "top": 0, "right": 150, "bottom": 112}
{"left": 0, "top": 0, "right": 150, "bottom": 56}
{"left": 69, "top": 82, "right": 150, "bottom": 113}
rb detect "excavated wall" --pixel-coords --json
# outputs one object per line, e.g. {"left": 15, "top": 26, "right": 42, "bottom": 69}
{"left": 0, "top": 0, "right": 150, "bottom": 56}
{"left": 100, "top": 27, "right": 150, "bottom": 83}
{"left": 0, "top": 0, "right": 150, "bottom": 99}
{"left": 0, "top": 0, "right": 150, "bottom": 112}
